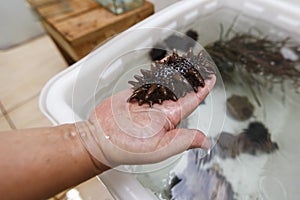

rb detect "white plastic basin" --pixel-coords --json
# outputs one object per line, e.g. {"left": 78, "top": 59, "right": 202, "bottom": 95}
{"left": 40, "top": 0, "right": 300, "bottom": 199}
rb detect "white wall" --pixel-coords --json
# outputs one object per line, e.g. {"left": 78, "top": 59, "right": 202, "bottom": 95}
{"left": 0, "top": 0, "right": 44, "bottom": 50}
{"left": 148, "top": 0, "right": 182, "bottom": 11}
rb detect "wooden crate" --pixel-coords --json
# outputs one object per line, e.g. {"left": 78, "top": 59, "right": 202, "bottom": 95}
{"left": 27, "top": 0, "right": 154, "bottom": 63}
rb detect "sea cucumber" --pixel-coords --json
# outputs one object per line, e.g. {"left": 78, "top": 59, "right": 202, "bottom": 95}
{"left": 128, "top": 49, "right": 215, "bottom": 106}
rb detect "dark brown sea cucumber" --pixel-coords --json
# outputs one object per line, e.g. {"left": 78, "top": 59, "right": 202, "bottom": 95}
{"left": 128, "top": 49, "right": 215, "bottom": 107}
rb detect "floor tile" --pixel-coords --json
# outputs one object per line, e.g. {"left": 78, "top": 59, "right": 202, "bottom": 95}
{"left": 0, "top": 116, "right": 11, "bottom": 132}
{"left": 0, "top": 35, "right": 67, "bottom": 112}
{"left": 46, "top": 177, "right": 114, "bottom": 200}
{"left": 74, "top": 177, "right": 114, "bottom": 200}
{"left": 9, "top": 95, "right": 52, "bottom": 129}
{"left": 0, "top": 101, "right": 5, "bottom": 117}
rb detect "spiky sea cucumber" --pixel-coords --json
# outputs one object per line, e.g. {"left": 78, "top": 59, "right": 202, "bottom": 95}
{"left": 128, "top": 49, "right": 215, "bottom": 107}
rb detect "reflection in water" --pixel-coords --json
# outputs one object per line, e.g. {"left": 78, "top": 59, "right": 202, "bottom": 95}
{"left": 170, "top": 122, "right": 278, "bottom": 200}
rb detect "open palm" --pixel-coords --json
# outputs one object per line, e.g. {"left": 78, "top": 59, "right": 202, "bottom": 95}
{"left": 86, "top": 76, "right": 216, "bottom": 167}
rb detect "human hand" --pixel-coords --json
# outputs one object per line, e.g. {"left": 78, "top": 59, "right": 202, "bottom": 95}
{"left": 77, "top": 75, "right": 216, "bottom": 168}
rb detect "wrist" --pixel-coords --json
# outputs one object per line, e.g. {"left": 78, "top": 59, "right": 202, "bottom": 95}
{"left": 59, "top": 123, "right": 110, "bottom": 174}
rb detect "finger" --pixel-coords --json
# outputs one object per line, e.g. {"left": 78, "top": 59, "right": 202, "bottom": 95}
{"left": 151, "top": 128, "right": 210, "bottom": 162}
{"left": 163, "top": 128, "right": 210, "bottom": 150}
{"left": 179, "top": 75, "right": 216, "bottom": 117}
{"left": 155, "top": 75, "right": 216, "bottom": 126}
{"left": 91, "top": 128, "right": 209, "bottom": 166}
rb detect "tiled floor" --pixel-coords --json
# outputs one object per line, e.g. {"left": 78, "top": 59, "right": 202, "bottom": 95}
{"left": 0, "top": 35, "right": 65, "bottom": 130}
{"left": 0, "top": 35, "right": 114, "bottom": 199}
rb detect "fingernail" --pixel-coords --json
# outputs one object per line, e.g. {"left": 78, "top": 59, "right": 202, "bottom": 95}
{"left": 201, "top": 138, "right": 210, "bottom": 150}
{"left": 205, "top": 75, "right": 216, "bottom": 89}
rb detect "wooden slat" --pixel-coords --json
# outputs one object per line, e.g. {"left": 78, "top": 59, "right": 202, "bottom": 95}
{"left": 72, "top": 2, "right": 154, "bottom": 58}
{"left": 41, "top": 21, "right": 80, "bottom": 60}
{"left": 52, "top": 1, "right": 154, "bottom": 42}
{"left": 27, "top": 0, "right": 154, "bottom": 62}
{"left": 28, "top": 0, "right": 99, "bottom": 23}
{"left": 27, "top": 0, "right": 61, "bottom": 7}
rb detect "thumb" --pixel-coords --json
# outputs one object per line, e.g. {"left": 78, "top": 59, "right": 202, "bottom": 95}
{"left": 154, "top": 128, "right": 210, "bottom": 162}
{"left": 92, "top": 128, "right": 210, "bottom": 166}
